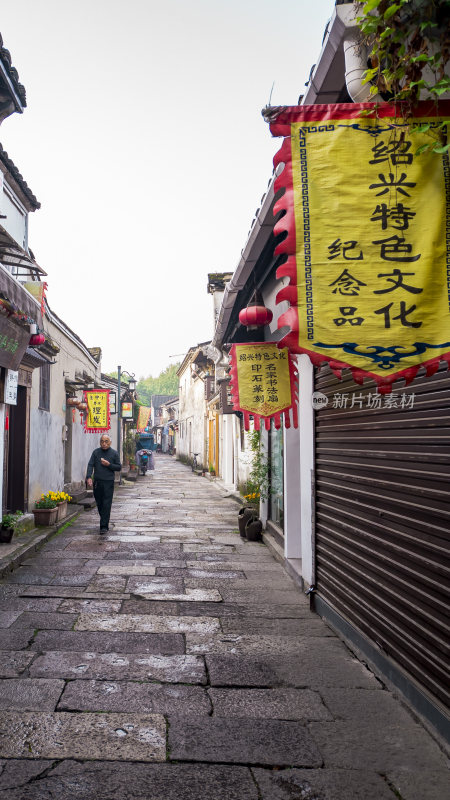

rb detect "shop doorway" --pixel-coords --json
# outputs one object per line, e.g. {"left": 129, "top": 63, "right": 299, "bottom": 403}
{"left": 6, "top": 385, "right": 28, "bottom": 513}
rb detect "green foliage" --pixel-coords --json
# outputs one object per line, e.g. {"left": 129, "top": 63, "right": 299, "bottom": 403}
{"left": 123, "top": 431, "right": 138, "bottom": 464}
{"left": 136, "top": 363, "right": 180, "bottom": 406}
{"left": 34, "top": 497, "right": 57, "bottom": 509}
{"left": 244, "top": 428, "right": 270, "bottom": 503}
{"left": 356, "top": 0, "right": 450, "bottom": 153}
{"left": 1, "top": 510, "right": 23, "bottom": 530}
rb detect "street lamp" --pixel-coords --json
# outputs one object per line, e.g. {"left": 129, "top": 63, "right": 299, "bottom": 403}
{"left": 117, "top": 366, "right": 136, "bottom": 483}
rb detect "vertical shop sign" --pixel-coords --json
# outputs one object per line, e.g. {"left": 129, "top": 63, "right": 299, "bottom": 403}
{"left": 229, "top": 342, "right": 298, "bottom": 430}
{"left": 84, "top": 390, "right": 110, "bottom": 432}
{"left": 269, "top": 101, "right": 450, "bottom": 391}
{"left": 4, "top": 369, "right": 18, "bottom": 404}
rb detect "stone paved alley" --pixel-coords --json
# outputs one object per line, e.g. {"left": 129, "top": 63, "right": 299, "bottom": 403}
{"left": 0, "top": 456, "right": 448, "bottom": 799}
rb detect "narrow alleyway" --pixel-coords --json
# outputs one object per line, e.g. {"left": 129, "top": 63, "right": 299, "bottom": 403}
{"left": 0, "top": 456, "right": 448, "bottom": 799}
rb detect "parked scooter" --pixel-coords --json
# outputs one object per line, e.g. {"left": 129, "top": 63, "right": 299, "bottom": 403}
{"left": 140, "top": 451, "right": 149, "bottom": 475}
{"left": 136, "top": 449, "right": 151, "bottom": 475}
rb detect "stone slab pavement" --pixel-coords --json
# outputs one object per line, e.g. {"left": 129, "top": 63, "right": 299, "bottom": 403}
{"left": 0, "top": 454, "right": 448, "bottom": 800}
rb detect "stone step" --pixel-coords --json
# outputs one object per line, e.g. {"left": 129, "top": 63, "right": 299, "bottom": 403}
{"left": 80, "top": 497, "right": 96, "bottom": 510}
{"left": 68, "top": 489, "right": 87, "bottom": 504}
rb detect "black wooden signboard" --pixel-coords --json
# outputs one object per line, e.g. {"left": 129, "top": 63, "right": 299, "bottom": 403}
{"left": 0, "top": 315, "right": 30, "bottom": 370}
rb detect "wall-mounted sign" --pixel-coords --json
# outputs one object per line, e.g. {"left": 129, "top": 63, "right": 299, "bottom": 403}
{"left": 4, "top": 369, "right": 18, "bottom": 405}
{"left": 270, "top": 100, "right": 450, "bottom": 392}
{"left": 121, "top": 401, "right": 133, "bottom": 419}
{"left": 0, "top": 315, "right": 30, "bottom": 370}
{"left": 109, "top": 392, "right": 117, "bottom": 414}
{"left": 84, "top": 390, "right": 111, "bottom": 432}
{"left": 229, "top": 342, "right": 298, "bottom": 430}
{"left": 219, "top": 379, "right": 234, "bottom": 414}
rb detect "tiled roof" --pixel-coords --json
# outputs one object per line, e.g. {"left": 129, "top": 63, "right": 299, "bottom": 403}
{"left": 151, "top": 394, "right": 177, "bottom": 408}
{"left": 0, "top": 34, "right": 26, "bottom": 107}
{"left": 88, "top": 347, "right": 102, "bottom": 363}
{"left": 0, "top": 143, "right": 40, "bottom": 209}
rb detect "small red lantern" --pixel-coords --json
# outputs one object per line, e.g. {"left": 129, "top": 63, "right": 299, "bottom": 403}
{"left": 66, "top": 397, "right": 79, "bottom": 407}
{"left": 239, "top": 291, "right": 273, "bottom": 331}
{"left": 77, "top": 401, "right": 87, "bottom": 411}
{"left": 29, "top": 333, "right": 46, "bottom": 346}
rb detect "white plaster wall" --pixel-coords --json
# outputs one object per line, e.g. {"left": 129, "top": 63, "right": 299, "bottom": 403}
{"left": 29, "top": 407, "right": 64, "bottom": 498}
{"left": 260, "top": 277, "right": 307, "bottom": 563}
{"left": 0, "top": 404, "right": 4, "bottom": 513}
{"left": 259, "top": 427, "right": 269, "bottom": 526}
{"left": 221, "top": 413, "right": 235, "bottom": 488}
{"left": 177, "top": 370, "right": 189, "bottom": 459}
{"left": 71, "top": 419, "right": 102, "bottom": 483}
{"left": 107, "top": 414, "right": 119, "bottom": 452}
{"left": 192, "top": 379, "right": 207, "bottom": 467}
{"left": 284, "top": 416, "right": 302, "bottom": 559}
{"left": 0, "top": 182, "right": 27, "bottom": 249}
{"left": 29, "top": 407, "right": 100, "bottom": 503}
{"left": 29, "top": 314, "right": 102, "bottom": 504}
{"left": 235, "top": 422, "right": 255, "bottom": 494}
{"left": 263, "top": 275, "right": 290, "bottom": 338}
{"left": 298, "top": 354, "right": 315, "bottom": 586}
{"left": 177, "top": 367, "right": 207, "bottom": 467}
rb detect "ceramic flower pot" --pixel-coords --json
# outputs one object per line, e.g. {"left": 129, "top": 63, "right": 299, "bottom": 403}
{"left": 0, "top": 526, "right": 14, "bottom": 543}
{"left": 56, "top": 501, "right": 68, "bottom": 522}
{"left": 33, "top": 507, "right": 58, "bottom": 526}
{"left": 245, "top": 516, "right": 263, "bottom": 542}
{"left": 238, "top": 506, "right": 256, "bottom": 538}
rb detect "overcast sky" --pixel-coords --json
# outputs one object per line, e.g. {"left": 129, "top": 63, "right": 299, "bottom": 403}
{"left": 1, "top": 0, "right": 333, "bottom": 378}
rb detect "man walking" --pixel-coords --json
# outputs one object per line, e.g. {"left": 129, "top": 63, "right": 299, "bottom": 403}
{"left": 86, "top": 434, "right": 121, "bottom": 533}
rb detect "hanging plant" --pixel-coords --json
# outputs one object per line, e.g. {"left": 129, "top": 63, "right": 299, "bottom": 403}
{"left": 356, "top": 0, "right": 450, "bottom": 153}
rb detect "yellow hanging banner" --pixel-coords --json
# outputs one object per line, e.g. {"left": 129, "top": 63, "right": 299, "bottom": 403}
{"left": 270, "top": 101, "right": 450, "bottom": 391}
{"left": 229, "top": 342, "right": 298, "bottom": 430}
{"left": 136, "top": 406, "right": 151, "bottom": 432}
{"left": 84, "top": 390, "right": 110, "bottom": 432}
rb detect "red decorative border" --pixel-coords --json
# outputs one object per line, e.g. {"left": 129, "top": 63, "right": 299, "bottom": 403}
{"left": 229, "top": 342, "right": 299, "bottom": 430}
{"left": 83, "top": 389, "right": 111, "bottom": 433}
{"left": 270, "top": 101, "right": 450, "bottom": 392}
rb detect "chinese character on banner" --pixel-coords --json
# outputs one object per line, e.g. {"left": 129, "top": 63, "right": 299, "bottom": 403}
{"left": 84, "top": 390, "right": 110, "bottom": 432}
{"left": 136, "top": 406, "right": 151, "bottom": 431}
{"left": 269, "top": 101, "right": 450, "bottom": 392}
{"left": 229, "top": 342, "right": 298, "bottom": 430}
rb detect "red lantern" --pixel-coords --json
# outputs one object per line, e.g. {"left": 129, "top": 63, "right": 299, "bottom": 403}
{"left": 29, "top": 333, "right": 46, "bottom": 346}
{"left": 239, "top": 291, "right": 273, "bottom": 330}
{"left": 66, "top": 397, "right": 79, "bottom": 407}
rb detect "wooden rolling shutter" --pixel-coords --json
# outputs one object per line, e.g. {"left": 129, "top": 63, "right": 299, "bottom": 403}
{"left": 314, "top": 363, "right": 450, "bottom": 710}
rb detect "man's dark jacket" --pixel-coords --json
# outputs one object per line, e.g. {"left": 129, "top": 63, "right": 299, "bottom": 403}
{"left": 86, "top": 447, "right": 121, "bottom": 481}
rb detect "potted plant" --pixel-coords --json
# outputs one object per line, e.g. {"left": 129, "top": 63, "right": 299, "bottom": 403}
{"left": 0, "top": 510, "right": 23, "bottom": 543}
{"left": 33, "top": 495, "right": 58, "bottom": 526}
{"left": 54, "top": 491, "right": 72, "bottom": 521}
{"left": 238, "top": 429, "right": 269, "bottom": 539}
{"left": 245, "top": 513, "right": 263, "bottom": 542}
{"left": 238, "top": 492, "right": 259, "bottom": 538}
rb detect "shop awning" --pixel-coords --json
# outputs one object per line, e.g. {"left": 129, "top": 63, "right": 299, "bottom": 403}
{"left": 0, "top": 224, "right": 46, "bottom": 279}
{"left": 0, "top": 260, "right": 42, "bottom": 322}
{"left": 21, "top": 346, "right": 55, "bottom": 369}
